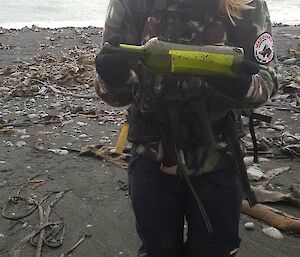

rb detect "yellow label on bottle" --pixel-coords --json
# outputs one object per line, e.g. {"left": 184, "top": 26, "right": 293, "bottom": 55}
{"left": 169, "top": 50, "right": 235, "bottom": 77}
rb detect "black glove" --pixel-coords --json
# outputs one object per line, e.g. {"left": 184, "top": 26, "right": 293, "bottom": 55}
{"left": 95, "top": 35, "right": 130, "bottom": 85}
{"left": 206, "top": 60, "right": 260, "bottom": 99}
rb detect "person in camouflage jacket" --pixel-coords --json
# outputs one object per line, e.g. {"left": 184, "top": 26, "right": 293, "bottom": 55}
{"left": 95, "top": 0, "right": 278, "bottom": 256}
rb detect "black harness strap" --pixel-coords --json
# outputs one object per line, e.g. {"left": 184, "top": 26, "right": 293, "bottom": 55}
{"left": 249, "top": 111, "right": 259, "bottom": 163}
{"left": 223, "top": 114, "right": 257, "bottom": 207}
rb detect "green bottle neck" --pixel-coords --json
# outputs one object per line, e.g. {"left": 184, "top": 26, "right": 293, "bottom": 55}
{"left": 103, "top": 42, "right": 144, "bottom": 57}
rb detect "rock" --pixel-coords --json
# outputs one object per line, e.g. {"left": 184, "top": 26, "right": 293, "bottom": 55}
{"left": 79, "top": 134, "right": 88, "bottom": 138}
{"left": 276, "top": 74, "right": 283, "bottom": 81}
{"left": 49, "top": 149, "right": 69, "bottom": 155}
{"left": 247, "top": 164, "right": 264, "bottom": 181}
{"left": 295, "top": 76, "right": 300, "bottom": 83}
{"left": 244, "top": 222, "right": 255, "bottom": 230}
{"left": 50, "top": 102, "right": 61, "bottom": 108}
{"left": 0, "top": 233, "right": 4, "bottom": 238}
{"left": 77, "top": 121, "right": 88, "bottom": 126}
{"left": 244, "top": 156, "right": 269, "bottom": 167}
{"left": 0, "top": 86, "right": 10, "bottom": 92}
{"left": 31, "top": 24, "right": 40, "bottom": 32}
{"left": 266, "top": 128, "right": 275, "bottom": 133}
{"left": 262, "top": 227, "right": 283, "bottom": 239}
{"left": 14, "top": 128, "right": 27, "bottom": 135}
{"left": 283, "top": 58, "right": 297, "bottom": 65}
{"left": 273, "top": 125, "right": 285, "bottom": 131}
{"left": 10, "top": 72, "right": 22, "bottom": 78}
{"left": 16, "top": 141, "right": 27, "bottom": 147}
{"left": 5, "top": 141, "right": 13, "bottom": 147}
{"left": 28, "top": 114, "right": 37, "bottom": 119}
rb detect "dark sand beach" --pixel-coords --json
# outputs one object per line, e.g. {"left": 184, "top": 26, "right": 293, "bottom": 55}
{"left": 0, "top": 25, "right": 300, "bottom": 257}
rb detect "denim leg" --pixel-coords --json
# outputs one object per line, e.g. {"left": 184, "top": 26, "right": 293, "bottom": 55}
{"left": 128, "top": 152, "right": 185, "bottom": 257}
{"left": 184, "top": 168, "right": 242, "bottom": 257}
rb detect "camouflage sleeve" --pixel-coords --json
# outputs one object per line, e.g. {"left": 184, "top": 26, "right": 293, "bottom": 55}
{"left": 95, "top": 0, "right": 140, "bottom": 107}
{"left": 226, "top": 0, "right": 279, "bottom": 109}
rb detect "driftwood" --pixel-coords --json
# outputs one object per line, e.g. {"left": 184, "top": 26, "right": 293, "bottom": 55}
{"left": 258, "top": 166, "right": 291, "bottom": 189}
{"left": 6, "top": 189, "right": 69, "bottom": 257}
{"left": 252, "top": 186, "right": 300, "bottom": 208}
{"left": 242, "top": 200, "right": 300, "bottom": 233}
{"left": 59, "top": 234, "right": 90, "bottom": 257}
{"left": 9, "top": 221, "right": 63, "bottom": 257}
{"left": 78, "top": 145, "right": 129, "bottom": 169}
{"left": 47, "top": 84, "right": 98, "bottom": 99}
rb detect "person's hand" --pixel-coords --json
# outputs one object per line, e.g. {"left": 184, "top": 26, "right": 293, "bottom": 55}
{"left": 206, "top": 60, "right": 260, "bottom": 99}
{"left": 95, "top": 35, "right": 130, "bottom": 85}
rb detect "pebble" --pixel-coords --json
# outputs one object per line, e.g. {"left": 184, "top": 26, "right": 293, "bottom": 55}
{"left": 16, "top": 141, "right": 26, "bottom": 147}
{"left": 244, "top": 222, "right": 255, "bottom": 230}
{"left": 295, "top": 76, "right": 300, "bottom": 83}
{"left": 283, "top": 58, "right": 297, "bottom": 65}
{"left": 50, "top": 102, "right": 61, "bottom": 108}
{"left": 20, "top": 135, "right": 30, "bottom": 139}
{"left": 15, "top": 110, "right": 26, "bottom": 115}
{"left": 79, "top": 134, "right": 88, "bottom": 138}
{"left": 77, "top": 121, "right": 88, "bottom": 126}
{"left": 49, "top": 149, "right": 69, "bottom": 155}
{"left": 14, "top": 128, "right": 27, "bottom": 135}
{"left": 276, "top": 74, "right": 283, "bottom": 81}
{"left": 0, "top": 86, "right": 10, "bottom": 92}
{"left": 0, "top": 233, "right": 4, "bottom": 238}
{"left": 273, "top": 125, "right": 285, "bottom": 131}
{"left": 10, "top": 72, "right": 22, "bottom": 78}
{"left": 262, "top": 227, "right": 284, "bottom": 239}
{"left": 266, "top": 128, "right": 275, "bottom": 133}
{"left": 28, "top": 113, "right": 37, "bottom": 119}
{"left": 5, "top": 141, "right": 13, "bottom": 147}
{"left": 247, "top": 164, "right": 264, "bottom": 181}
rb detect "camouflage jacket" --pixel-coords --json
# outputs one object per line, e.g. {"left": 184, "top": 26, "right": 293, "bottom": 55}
{"left": 95, "top": 0, "right": 278, "bottom": 176}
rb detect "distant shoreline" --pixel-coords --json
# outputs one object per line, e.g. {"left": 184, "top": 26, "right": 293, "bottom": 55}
{"left": 0, "top": 22, "right": 299, "bottom": 31}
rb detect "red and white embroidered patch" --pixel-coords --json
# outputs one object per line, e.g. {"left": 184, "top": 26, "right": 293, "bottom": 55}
{"left": 254, "top": 32, "right": 275, "bottom": 64}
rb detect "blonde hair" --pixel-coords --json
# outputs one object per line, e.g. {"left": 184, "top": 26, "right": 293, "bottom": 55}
{"left": 219, "top": 0, "right": 254, "bottom": 25}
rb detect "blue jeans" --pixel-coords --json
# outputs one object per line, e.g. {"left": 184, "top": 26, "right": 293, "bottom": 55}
{"left": 128, "top": 151, "right": 242, "bottom": 257}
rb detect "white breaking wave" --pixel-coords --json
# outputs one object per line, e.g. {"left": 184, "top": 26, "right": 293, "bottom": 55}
{"left": 0, "top": 20, "right": 105, "bottom": 29}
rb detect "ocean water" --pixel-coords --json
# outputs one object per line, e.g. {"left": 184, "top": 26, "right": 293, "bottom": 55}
{"left": 0, "top": 0, "right": 299, "bottom": 29}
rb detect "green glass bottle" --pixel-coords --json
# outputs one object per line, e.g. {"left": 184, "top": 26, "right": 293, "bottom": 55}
{"left": 102, "top": 37, "right": 245, "bottom": 77}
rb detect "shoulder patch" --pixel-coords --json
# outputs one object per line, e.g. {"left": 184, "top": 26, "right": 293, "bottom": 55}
{"left": 254, "top": 32, "right": 275, "bottom": 64}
